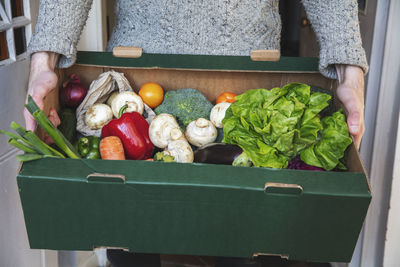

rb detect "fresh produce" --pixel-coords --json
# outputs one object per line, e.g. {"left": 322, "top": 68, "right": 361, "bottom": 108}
{"left": 300, "top": 110, "right": 352, "bottom": 170}
{"left": 61, "top": 74, "right": 88, "bottom": 108}
{"left": 76, "top": 136, "right": 101, "bottom": 159}
{"left": 287, "top": 156, "right": 325, "bottom": 171}
{"left": 25, "top": 95, "right": 80, "bottom": 159}
{"left": 215, "top": 127, "right": 224, "bottom": 143}
{"left": 85, "top": 104, "right": 113, "bottom": 130}
{"left": 101, "top": 105, "right": 153, "bottom": 160}
{"left": 139, "top": 82, "right": 164, "bottom": 108}
{"left": 185, "top": 118, "right": 217, "bottom": 147}
{"left": 232, "top": 152, "right": 253, "bottom": 167}
{"left": 154, "top": 151, "right": 175, "bottom": 162}
{"left": 0, "top": 121, "right": 65, "bottom": 162}
{"left": 222, "top": 83, "right": 352, "bottom": 170}
{"left": 210, "top": 102, "right": 231, "bottom": 128}
{"left": 149, "top": 114, "right": 185, "bottom": 148}
{"left": 57, "top": 108, "right": 77, "bottom": 143}
{"left": 216, "top": 92, "right": 237, "bottom": 104}
{"left": 110, "top": 91, "right": 144, "bottom": 118}
{"left": 100, "top": 136, "right": 126, "bottom": 160}
{"left": 154, "top": 88, "right": 213, "bottom": 129}
{"left": 106, "top": 91, "right": 119, "bottom": 106}
{"left": 310, "top": 85, "right": 335, "bottom": 118}
{"left": 194, "top": 143, "right": 243, "bottom": 165}
{"left": 164, "top": 140, "right": 194, "bottom": 163}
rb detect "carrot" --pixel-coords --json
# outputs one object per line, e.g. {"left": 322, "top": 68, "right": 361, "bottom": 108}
{"left": 100, "top": 136, "right": 126, "bottom": 160}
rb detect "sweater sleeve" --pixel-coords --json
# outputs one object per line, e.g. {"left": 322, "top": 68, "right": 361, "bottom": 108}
{"left": 302, "top": 0, "right": 368, "bottom": 79}
{"left": 27, "top": 0, "right": 93, "bottom": 68}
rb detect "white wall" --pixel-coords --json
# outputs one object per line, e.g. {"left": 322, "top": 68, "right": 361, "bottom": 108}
{"left": 384, "top": 113, "right": 400, "bottom": 267}
{"left": 0, "top": 59, "right": 44, "bottom": 267}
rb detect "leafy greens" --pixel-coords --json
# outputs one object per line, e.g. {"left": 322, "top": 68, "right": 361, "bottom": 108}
{"left": 222, "top": 83, "right": 352, "bottom": 170}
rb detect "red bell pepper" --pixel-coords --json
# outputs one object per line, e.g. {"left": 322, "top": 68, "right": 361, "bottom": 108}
{"left": 101, "top": 105, "right": 153, "bottom": 160}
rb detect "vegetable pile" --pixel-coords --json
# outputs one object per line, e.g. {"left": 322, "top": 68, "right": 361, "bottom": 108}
{"left": 1, "top": 72, "right": 353, "bottom": 172}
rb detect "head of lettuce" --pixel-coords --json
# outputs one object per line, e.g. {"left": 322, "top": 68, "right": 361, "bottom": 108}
{"left": 222, "top": 83, "right": 352, "bottom": 171}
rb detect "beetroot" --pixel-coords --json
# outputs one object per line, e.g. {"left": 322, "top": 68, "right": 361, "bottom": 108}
{"left": 60, "top": 74, "right": 87, "bottom": 108}
{"left": 287, "top": 156, "right": 325, "bottom": 171}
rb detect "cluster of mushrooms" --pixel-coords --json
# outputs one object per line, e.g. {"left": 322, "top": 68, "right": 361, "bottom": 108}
{"left": 149, "top": 102, "right": 231, "bottom": 163}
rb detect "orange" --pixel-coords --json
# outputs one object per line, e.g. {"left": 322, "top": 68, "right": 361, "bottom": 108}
{"left": 139, "top": 82, "right": 164, "bottom": 109}
{"left": 216, "top": 92, "right": 237, "bottom": 104}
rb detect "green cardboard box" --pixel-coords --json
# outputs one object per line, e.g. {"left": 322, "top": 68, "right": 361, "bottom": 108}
{"left": 17, "top": 52, "right": 371, "bottom": 262}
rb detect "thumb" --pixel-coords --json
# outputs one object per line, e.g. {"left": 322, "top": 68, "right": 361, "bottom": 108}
{"left": 346, "top": 107, "right": 363, "bottom": 149}
{"left": 347, "top": 109, "right": 361, "bottom": 136}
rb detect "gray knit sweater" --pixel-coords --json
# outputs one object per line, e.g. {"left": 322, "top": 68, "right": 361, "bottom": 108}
{"left": 28, "top": 0, "right": 368, "bottom": 79}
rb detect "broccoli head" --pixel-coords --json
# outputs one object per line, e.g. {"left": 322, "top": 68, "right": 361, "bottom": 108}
{"left": 154, "top": 88, "right": 213, "bottom": 129}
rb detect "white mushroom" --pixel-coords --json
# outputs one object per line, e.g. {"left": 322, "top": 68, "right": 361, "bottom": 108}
{"left": 149, "top": 114, "right": 185, "bottom": 148}
{"left": 210, "top": 102, "right": 231, "bottom": 128}
{"left": 185, "top": 118, "right": 217, "bottom": 147}
{"left": 106, "top": 91, "right": 119, "bottom": 106}
{"left": 85, "top": 104, "right": 113, "bottom": 130}
{"left": 164, "top": 140, "right": 194, "bottom": 163}
{"left": 110, "top": 91, "right": 144, "bottom": 117}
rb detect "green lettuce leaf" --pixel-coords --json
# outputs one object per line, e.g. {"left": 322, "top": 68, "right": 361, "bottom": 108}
{"left": 300, "top": 110, "right": 353, "bottom": 171}
{"left": 222, "top": 83, "right": 350, "bottom": 170}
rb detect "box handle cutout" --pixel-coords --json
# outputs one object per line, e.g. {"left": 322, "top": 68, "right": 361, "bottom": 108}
{"left": 253, "top": 252, "right": 289, "bottom": 259}
{"left": 264, "top": 182, "right": 303, "bottom": 195}
{"left": 94, "top": 246, "right": 129, "bottom": 252}
{"left": 87, "top": 172, "right": 126, "bottom": 183}
{"left": 113, "top": 46, "right": 143, "bottom": 58}
{"left": 250, "top": 50, "right": 280, "bottom": 61}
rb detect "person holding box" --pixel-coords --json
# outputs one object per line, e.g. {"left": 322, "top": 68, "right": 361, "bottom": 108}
{"left": 24, "top": 1, "right": 368, "bottom": 266}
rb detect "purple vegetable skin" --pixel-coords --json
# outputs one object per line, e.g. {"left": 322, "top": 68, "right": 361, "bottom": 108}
{"left": 194, "top": 143, "right": 243, "bottom": 165}
{"left": 287, "top": 156, "right": 325, "bottom": 171}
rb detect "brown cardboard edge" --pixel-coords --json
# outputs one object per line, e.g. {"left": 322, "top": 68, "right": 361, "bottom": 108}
{"left": 17, "top": 162, "right": 23, "bottom": 175}
{"left": 348, "top": 143, "right": 371, "bottom": 193}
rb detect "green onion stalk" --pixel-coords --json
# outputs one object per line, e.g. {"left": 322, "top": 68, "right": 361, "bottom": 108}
{"left": 24, "top": 95, "right": 80, "bottom": 159}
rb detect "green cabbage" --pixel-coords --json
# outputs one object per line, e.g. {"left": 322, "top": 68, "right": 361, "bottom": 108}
{"left": 222, "top": 83, "right": 352, "bottom": 170}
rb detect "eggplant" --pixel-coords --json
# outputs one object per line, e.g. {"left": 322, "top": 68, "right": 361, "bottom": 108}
{"left": 194, "top": 143, "right": 243, "bottom": 165}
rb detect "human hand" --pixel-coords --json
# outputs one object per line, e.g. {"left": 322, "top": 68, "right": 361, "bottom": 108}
{"left": 24, "top": 52, "right": 60, "bottom": 132}
{"left": 335, "top": 65, "right": 365, "bottom": 149}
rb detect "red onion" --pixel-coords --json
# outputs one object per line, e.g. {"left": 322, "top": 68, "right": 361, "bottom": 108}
{"left": 60, "top": 74, "right": 87, "bottom": 108}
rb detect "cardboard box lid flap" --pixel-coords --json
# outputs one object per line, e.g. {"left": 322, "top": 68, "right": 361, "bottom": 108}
{"left": 18, "top": 158, "right": 370, "bottom": 197}
{"left": 75, "top": 51, "right": 319, "bottom": 72}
